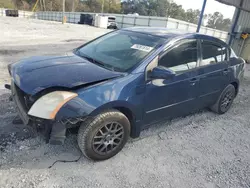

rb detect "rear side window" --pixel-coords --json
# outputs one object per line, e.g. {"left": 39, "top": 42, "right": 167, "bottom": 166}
{"left": 200, "top": 41, "right": 227, "bottom": 67}
{"left": 230, "top": 48, "right": 237, "bottom": 58}
{"left": 159, "top": 41, "right": 198, "bottom": 74}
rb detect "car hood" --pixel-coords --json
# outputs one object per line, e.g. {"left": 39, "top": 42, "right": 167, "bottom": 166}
{"left": 10, "top": 54, "right": 122, "bottom": 95}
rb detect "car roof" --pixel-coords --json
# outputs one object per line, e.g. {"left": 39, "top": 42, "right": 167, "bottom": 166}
{"left": 122, "top": 27, "right": 227, "bottom": 45}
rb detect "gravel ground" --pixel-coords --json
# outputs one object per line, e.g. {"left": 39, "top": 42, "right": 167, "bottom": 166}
{"left": 0, "top": 17, "right": 250, "bottom": 188}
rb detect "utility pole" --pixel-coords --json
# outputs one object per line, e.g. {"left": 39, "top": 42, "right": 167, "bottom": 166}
{"left": 50, "top": 1, "right": 53, "bottom": 11}
{"left": 39, "top": 0, "right": 43, "bottom": 11}
{"left": 15, "top": 0, "right": 18, "bottom": 10}
{"left": 43, "top": 0, "right": 46, "bottom": 11}
{"left": 101, "top": 0, "right": 104, "bottom": 13}
{"left": 62, "top": 0, "right": 65, "bottom": 24}
{"left": 196, "top": 0, "right": 207, "bottom": 33}
{"left": 72, "top": 0, "right": 75, "bottom": 12}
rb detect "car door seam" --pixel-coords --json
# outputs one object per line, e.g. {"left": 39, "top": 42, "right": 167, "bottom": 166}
{"left": 148, "top": 76, "right": 199, "bottom": 86}
{"left": 146, "top": 98, "right": 195, "bottom": 114}
{"left": 198, "top": 89, "right": 221, "bottom": 98}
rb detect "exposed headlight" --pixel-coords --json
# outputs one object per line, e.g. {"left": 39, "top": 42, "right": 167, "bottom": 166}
{"left": 28, "top": 91, "right": 78, "bottom": 119}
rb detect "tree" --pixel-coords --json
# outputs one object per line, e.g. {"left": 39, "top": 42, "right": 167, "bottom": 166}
{"left": 156, "top": 0, "right": 169, "bottom": 17}
{"left": 166, "top": 2, "right": 185, "bottom": 19}
{"left": 206, "top": 12, "right": 232, "bottom": 31}
{"left": 184, "top": 9, "right": 200, "bottom": 24}
{"left": 107, "top": 0, "right": 121, "bottom": 13}
{"left": 0, "top": 0, "right": 15, "bottom": 8}
{"left": 74, "top": 0, "right": 120, "bottom": 13}
{"left": 121, "top": 0, "right": 186, "bottom": 19}
{"left": 121, "top": 0, "right": 147, "bottom": 15}
{"left": 121, "top": 0, "right": 169, "bottom": 17}
{"left": 12, "top": 0, "right": 23, "bottom": 9}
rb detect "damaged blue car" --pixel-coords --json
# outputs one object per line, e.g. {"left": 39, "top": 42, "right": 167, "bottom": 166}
{"left": 6, "top": 27, "right": 245, "bottom": 160}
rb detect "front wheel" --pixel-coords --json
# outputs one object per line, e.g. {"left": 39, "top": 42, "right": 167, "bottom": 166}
{"left": 77, "top": 110, "right": 130, "bottom": 160}
{"left": 210, "top": 84, "right": 236, "bottom": 114}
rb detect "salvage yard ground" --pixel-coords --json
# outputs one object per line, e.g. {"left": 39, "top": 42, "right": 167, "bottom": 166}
{"left": 0, "top": 17, "right": 250, "bottom": 188}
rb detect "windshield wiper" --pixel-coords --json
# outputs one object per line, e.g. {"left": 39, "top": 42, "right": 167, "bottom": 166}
{"left": 78, "top": 52, "right": 121, "bottom": 72}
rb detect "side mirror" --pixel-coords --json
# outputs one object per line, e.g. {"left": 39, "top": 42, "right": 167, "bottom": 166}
{"left": 150, "top": 66, "right": 176, "bottom": 80}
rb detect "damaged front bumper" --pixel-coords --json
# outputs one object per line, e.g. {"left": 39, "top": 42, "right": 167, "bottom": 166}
{"left": 10, "top": 81, "right": 30, "bottom": 125}
{"left": 7, "top": 82, "right": 62, "bottom": 143}
{"left": 6, "top": 82, "right": 90, "bottom": 144}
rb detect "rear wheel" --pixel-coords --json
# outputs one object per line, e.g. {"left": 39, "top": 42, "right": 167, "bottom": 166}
{"left": 210, "top": 84, "right": 236, "bottom": 114}
{"left": 77, "top": 110, "right": 130, "bottom": 160}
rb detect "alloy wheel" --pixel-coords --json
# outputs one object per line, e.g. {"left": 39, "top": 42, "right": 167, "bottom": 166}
{"left": 220, "top": 90, "right": 234, "bottom": 112}
{"left": 92, "top": 122, "right": 124, "bottom": 155}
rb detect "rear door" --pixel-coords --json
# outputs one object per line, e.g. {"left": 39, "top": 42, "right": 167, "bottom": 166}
{"left": 196, "top": 40, "right": 230, "bottom": 107}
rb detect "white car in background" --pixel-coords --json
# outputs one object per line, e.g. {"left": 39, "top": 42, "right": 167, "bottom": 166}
{"left": 107, "top": 16, "right": 118, "bottom": 29}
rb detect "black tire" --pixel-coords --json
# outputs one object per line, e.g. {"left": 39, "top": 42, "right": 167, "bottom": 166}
{"left": 77, "top": 110, "right": 130, "bottom": 161}
{"left": 210, "top": 84, "right": 236, "bottom": 114}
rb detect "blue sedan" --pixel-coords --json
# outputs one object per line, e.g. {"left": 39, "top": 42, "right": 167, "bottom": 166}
{"left": 6, "top": 27, "right": 245, "bottom": 160}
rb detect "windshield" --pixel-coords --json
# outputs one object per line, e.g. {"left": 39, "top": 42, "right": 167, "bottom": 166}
{"left": 76, "top": 30, "right": 165, "bottom": 72}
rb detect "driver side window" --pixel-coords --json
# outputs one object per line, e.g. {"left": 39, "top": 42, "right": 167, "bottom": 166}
{"left": 158, "top": 41, "right": 198, "bottom": 74}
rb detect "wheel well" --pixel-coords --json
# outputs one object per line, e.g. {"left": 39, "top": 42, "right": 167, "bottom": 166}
{"left": 114, "top": 107, "right": 137, "bottom": 137}
{"left": 231, "top": 82, "right": 239, "bottom": 96}
{"left": 115, "top": 107, "right": 134, "bottom": 125}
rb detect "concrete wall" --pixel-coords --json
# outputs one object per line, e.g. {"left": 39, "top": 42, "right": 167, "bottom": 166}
{"left": 35, "top": 11, "right": 228, "bottom": 41}
{"left": 0, "top": 8, "right": 228, "bottom": 42}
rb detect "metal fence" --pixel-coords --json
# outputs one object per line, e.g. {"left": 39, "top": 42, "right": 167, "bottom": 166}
{"left": 0, "top": 8, "right": 229, "bottom": 41}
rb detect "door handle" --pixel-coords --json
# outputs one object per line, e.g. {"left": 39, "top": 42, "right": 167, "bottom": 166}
{"left": 189, "top": 78, "right": 199, "bottom": 86}
{"left": 189, "top": 78, "right": 199, "bottom": 82}
{"left": 223, "top": 69, "right": 229, "bottom": 75}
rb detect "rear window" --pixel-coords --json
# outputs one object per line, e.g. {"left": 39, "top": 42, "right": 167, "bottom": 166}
{"left": 200, "top": 41, "right": 227, "bottom": 67}
{"left": 230, "top": 48, "right": 237, "bottom": 58}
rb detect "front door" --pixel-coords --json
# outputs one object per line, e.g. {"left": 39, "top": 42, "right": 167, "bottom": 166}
{"left": 143, "top": 40, "right": 200, "bottom": 125}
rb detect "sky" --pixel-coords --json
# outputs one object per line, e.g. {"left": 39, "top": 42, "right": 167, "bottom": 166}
{"left": 173, "top": 0, "right": 235, "bottom": 19}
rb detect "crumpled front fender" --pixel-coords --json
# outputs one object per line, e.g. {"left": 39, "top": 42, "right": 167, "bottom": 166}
{"left": 55, "top": 97, "right": 95, "bottom": 120}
